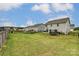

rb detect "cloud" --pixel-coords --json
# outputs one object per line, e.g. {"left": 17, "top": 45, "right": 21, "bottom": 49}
{"left": 32, "top": 3, "right": 74, "bottom": 14}
{"left": 32, "top": 4, "right": 51, "bottom": 14}
{"left": 51, "top": 3, "right": 74, "bottom": 12}
{"left": 0, "top": 3, "right": 23, "bottom": 11}
{"left": 32, "top": 5, "right": 40, "bottom": 11}
{"left": 25, "top": 19, "right": 34, "bottom": 26}
{"left": 0, "top": 18, "right": 15, "bottom": 27}
{"left": 20, "top": 25, "right": 26, "bottom": 27}
{"left": 0, "top": 21, "right": 15, "bottom": 27}
{"left": 2, "top": 22, "right": 14, "bottom": 26}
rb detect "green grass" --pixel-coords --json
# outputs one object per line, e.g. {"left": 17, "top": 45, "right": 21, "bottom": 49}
{"left": 0, "top": 32, "right": 79, "bottom": 56}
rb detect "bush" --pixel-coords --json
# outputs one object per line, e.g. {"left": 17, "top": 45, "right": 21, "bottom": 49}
{"left": 58, "top": 32, "right": 65, "bottom": 35}
{"left": 68, "top": 31, "right": 79, "bottom": 36}
{"left": 26, "top": 30, "right": 37, "bottom": 34}
{"left": 15, "top": 30, "right": 24, "bottom": 32}
{"left": 74, "top": 27, "right": 79, "bottom": 30}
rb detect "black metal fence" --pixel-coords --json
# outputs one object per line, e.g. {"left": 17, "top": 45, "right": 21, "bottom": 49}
{"left": 0, "top": 31, "right": 9, "bottom": 48}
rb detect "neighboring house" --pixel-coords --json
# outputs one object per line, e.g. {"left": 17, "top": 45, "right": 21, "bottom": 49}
{"left": 14, "top": 27, "right": 25, "bottom": 31}
{"left": 0, "top": 26, "right": 12, "bottom": 31}
{"left": 25, "top": 23, "right": 46, "bottom": 32}
{"left": 46, "top": 17, "right": 71, "bottom": 34}
{"left": 0, "top": 27, "right": 4, "bottom": 31}
{"left": 70, "top": 24, "right": 75, "bottom": 31}
{"left": 0, "top": 26, "right": 25, "bottom": 32}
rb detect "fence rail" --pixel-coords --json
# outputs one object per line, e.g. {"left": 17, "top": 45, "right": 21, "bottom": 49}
{"left": 0, "top": 31, "right": 9, "bottom": 48}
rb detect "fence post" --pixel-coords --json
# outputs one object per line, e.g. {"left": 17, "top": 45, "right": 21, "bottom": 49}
{"left": 0, "top": 33, "right": 2, "bottom": 48}
{"left": 6, "top": 30, "right": 8, "bottom": 38}
{"left": 2, "top": 31, "right": 7, "bottom": 43}
{"left": 2, "top": 31, "right": 4, "bottom": 43}
{"left": 0, "top": 31, "right": 8, "bottom": 48}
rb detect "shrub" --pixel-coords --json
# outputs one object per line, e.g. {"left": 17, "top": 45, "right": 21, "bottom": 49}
{"left": 58, "top": 32, "right": 65, "bottom": 35}
{"left": 74, "top": 27, "right": 79, "bottom": 30}
{"left": 26, "top": 30, "right": 37, "bottom": 34}
{"left": 68, "top": 31, "right": 79, "bottom": 36}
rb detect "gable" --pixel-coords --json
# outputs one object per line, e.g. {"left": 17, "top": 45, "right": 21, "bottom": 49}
{"left": 46, "top": 17, "right": 70, "bottom": 25}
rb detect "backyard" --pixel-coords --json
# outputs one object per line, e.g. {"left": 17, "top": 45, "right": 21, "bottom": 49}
{"left": 0, "top": 32, "right": 79, "bottom": 56}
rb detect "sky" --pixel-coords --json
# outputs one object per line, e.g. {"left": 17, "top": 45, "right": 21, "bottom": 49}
{"left": 0, "top": 3, "right": 79, "bottom": 27}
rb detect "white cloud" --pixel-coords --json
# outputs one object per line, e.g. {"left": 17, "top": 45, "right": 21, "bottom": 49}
{"left": 32, "top": 5, "right": 40, "bottom": 11}
{"left": 0, "top": 21, "right": 15, "bottom": 27}
{"left": 20, "top": 25, "right": 26, "bottom": 27}
{"left": 25, "top": 19, "right": 34, "bottom": 26}
{"left": 32, "top": 4, "right": 51, "bottom": 14}
{"left": 32, "top": 3, "right": 74, "bottom": 14}
{"left": 51, "top": 3, "right": 74, "bottom": 12}
{"left": 0, "top": 18, "right": 15, "bottom": 27}
{"left": 0, "top": 3, "right": 23, "bottom": 11}
{"left": 3, "top": 22, "right": 14, "bottom": 26}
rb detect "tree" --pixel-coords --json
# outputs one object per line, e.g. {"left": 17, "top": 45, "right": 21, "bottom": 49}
{"left": 74, "top": 27, "right": 79, "bottom": 30}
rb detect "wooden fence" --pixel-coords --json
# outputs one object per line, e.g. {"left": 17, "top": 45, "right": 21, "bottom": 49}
{"left": 0, "top": 31, "right": 9, "bottom": 48}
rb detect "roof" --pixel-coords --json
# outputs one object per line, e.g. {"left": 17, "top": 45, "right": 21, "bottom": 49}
{"left": 33, "top": 23, "right": 44, "bottom": 27}
{"left": 46, "top": 17, "right": 70, "bottom": 25}
{"left": 70, "top": 24, "right": 75, "bottom": 27}
{"left": 26, "top": 23, "right": 45, "bottom": 28}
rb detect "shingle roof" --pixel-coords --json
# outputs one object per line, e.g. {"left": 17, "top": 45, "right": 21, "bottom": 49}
{"left": 46, "top": 17, "right": 70, "bottom": 25}
{"left": 26, "top": 23, "right": 45, "bottom": 28}
{"left": 70, "top": 24, "right": 75, "bottom": 27}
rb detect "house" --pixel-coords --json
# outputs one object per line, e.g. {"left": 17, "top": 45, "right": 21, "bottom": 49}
{"left": 0, "top": 26, "right": 25, "bottom": 32}
{"left": 45, "top": 17, "right": 71, "bottom": 34}
{"left": 0, "top": 26, "right": 12, "bottom": 31}
{"left": 13, "top": 27, "right": 25, "bottom": 32}
{"left": 25, "top": 23, "right": 46, "bottom": 32}
{"left": 0, "top": 27, "right": 4, "bottom": 31}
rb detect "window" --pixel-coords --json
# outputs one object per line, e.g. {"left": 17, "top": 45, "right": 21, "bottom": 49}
{"left": 57, "top": 24, "right": 59, "bottom": 27}
{"left": 45, "top": 25, "right": 47, "bottom": 27}
{"left": 51, "top": 24, "right": 52, "bottom": 27}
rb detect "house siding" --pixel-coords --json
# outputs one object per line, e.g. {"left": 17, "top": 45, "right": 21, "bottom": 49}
{"left": 25, "top": 24, "right": 46, "bottom": 32}
{"left": 47, "top": 20, "right": 70, "bottom": 34}
{"left": 25, "top": 17, "right": 71, "bottom": 34}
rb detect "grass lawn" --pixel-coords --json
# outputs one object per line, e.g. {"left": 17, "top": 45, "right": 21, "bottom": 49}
{"left": 0, "top": 32, "right": 79, "bottom": 56}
